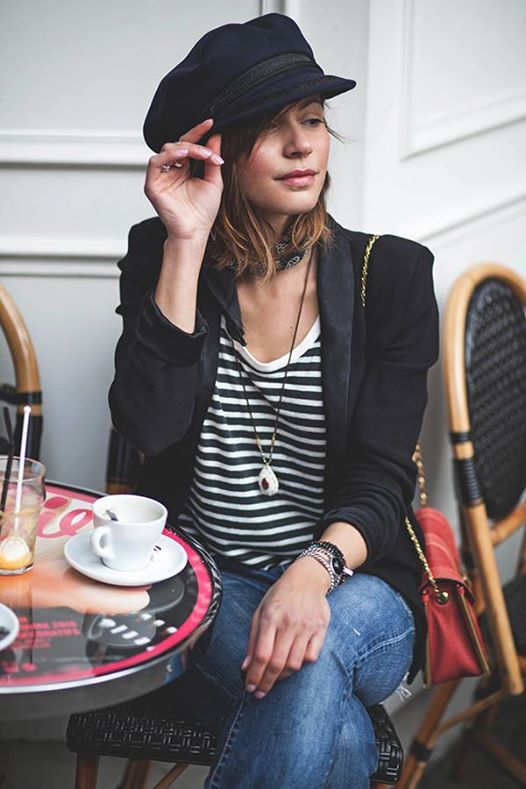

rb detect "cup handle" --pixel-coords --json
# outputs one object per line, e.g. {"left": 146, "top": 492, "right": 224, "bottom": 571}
{"left": 90, "top": 526, "right": 114, "bottom": 560}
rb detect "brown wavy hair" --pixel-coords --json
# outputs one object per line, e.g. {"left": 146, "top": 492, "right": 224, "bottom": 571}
{"left": 195, "top": 97, "right": 345, "bottom": 284}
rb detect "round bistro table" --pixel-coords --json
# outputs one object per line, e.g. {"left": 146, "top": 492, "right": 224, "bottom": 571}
{"left": 0, "top": 482, "right": 222, "bottom": 720}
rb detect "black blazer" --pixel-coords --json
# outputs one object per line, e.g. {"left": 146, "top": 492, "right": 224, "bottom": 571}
{"left": 109, "top": 213, "right": 440, "bottom": 682}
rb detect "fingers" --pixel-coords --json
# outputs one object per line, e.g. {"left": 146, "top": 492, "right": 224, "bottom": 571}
{"left": 304, "top": 630, "right": 325, "bottom": 663}
{"left": 178, "top": 117, "right": 215, "bottom": 144}
{"left": 146, "top": 123, "right": 223, "bottom": 182}
{"left": 276, "top": 631, "right": 324, "bottom": 681}
{"left": 155, "top": 144, "right": 190, "bottom": 174}
{"left": 160, "top": 117, "right": 222, "bottom": 173}
{"left": 145, "top": 144, "right": 188, "bottom": 196}
{"left": 202, "top": 131, "right": 223, "bottom": 186}
{"left": 243, "top": 616, "right": 281, "bottom": 698}
{"left": 277, "top": 637, "right": 310, "bottom": 681}
{"left": 243, "top": 613, "right": 307, "bottom": 699}
{"left": 242, "top": 608, "right": 260, "bottom": 685}
{"left": 145, "top": 117, "right": 223, "bottom": 201}
{"left": 156, "top": 140, "right": 223, "bottom": 172}
{"left": 254, "top": 634, "right": 310, "bottom": 697}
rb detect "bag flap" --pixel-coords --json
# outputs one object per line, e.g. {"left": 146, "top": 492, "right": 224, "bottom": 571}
{"left": 415, "top": 507, "right": 474, "bottom": 599}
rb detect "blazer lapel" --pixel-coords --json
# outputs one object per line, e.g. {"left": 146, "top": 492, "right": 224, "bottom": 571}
{"left": 318, "top": 220, "right": 356, "bottom": 491}
{"left": 202, "top": 254, "right": 246, "bottom": 345}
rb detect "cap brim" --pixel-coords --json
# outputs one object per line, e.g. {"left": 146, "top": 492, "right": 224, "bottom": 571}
{"left": 203, "top": 70, "right": 356, "bottom": 135}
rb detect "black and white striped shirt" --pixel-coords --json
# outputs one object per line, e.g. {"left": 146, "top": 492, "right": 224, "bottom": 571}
{"left": 177, "top": 313, "right": 326, "bottom": 570}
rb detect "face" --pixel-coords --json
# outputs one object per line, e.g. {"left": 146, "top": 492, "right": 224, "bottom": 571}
{"left": 236, "top": 96, "right": 330, "bottom": 235}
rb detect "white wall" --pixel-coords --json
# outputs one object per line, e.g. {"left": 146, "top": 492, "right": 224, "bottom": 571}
{"left": 1, "top": 0, "right": 525, "bottom": 766}
{"left": 363, "top": 0, "right": 526, "bottom": 537}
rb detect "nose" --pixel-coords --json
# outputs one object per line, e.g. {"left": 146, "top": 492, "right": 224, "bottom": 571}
{"left": 283, "top": 123, "right": 313, "bottom": 158}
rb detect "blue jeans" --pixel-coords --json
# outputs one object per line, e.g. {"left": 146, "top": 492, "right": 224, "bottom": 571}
{"left": 168, "top": 560, "right": 415, "bottom": 788}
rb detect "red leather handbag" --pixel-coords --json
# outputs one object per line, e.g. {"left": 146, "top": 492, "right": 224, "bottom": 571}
{"left": 406, "top": 446, "right": 490, "bottom": 686}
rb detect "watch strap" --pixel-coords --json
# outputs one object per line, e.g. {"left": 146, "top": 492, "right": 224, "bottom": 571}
{"left": 298, "top": 542, "right": 353, "bottom": 594}
{"left": 303, "top": 548, "right": 338, "bottom": 594}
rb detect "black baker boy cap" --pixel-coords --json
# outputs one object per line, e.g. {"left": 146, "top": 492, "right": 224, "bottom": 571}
{"left": 143, "top": 12, "right": 356, "bottom": 153}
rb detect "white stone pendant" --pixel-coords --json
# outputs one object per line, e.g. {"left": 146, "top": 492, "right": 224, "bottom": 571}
{"left": 258, "top": 464, "right": 279, "bottom": 496}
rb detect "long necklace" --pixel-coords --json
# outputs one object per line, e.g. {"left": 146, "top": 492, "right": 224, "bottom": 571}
{"left": 233, "top": 250, "right": 314, "bottom": 496}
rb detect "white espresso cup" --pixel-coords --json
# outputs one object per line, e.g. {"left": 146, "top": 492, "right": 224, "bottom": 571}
{"left": 90, "top": 494, "right": 168, "bottom": 572}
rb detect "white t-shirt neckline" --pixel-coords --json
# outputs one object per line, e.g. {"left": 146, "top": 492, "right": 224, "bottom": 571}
{"left": 227, "top": 315, "right": 321, "bottom": 373}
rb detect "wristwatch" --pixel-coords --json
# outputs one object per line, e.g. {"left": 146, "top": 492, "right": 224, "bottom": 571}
{"left": 299, "top": 541, "right": 353, "bottom": 593}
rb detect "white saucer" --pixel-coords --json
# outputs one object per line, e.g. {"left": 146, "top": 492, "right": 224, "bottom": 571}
{"left": 64, "top": 531, "right": 188, "bottom": 587}
{"left": 0, "top": 603, "right": 20, "bottom": 652}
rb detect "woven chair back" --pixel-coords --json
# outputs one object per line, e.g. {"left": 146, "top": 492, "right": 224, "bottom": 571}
{"left": 465, "top": 278, "right": 526, "bottom": 520}
{"left": 0, "top": 283, "right": 42, "bottom": 460}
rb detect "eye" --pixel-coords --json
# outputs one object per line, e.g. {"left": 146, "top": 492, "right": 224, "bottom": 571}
{"left": 304, "top": 117, "right": 326, "bottom": 127}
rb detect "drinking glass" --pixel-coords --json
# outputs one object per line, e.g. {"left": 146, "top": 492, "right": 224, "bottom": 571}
{"left": 0, "top": 457, "right": 46, "bottom": 575}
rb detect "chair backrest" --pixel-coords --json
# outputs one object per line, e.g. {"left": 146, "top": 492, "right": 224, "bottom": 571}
{"left": 443, "top": 262, "right": 526, "bottom": 696}
{"left": 0, "top": 283, "right": 42, "bottom": 460}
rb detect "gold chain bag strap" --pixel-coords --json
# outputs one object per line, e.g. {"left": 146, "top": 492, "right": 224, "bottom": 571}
{"left": 360, "top": 236, "right": 490, "bottom": 686}
{"left": 406, "top": 446, "right": 447, "bottom": 605}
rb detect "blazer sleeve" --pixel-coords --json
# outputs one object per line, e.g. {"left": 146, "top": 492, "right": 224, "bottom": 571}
{"left": 108, "top": 220, "right": 209, "bottom": 455}
{"left": 314, "top": 242, "right": 440, "bottom": 567}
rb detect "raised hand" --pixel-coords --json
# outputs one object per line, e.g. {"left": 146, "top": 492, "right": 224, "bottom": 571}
{"left": 144, "top": 118, "right": 224, "bottom": 242}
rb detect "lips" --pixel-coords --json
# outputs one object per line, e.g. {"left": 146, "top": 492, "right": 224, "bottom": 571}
{"left": 277, "top": 169, "right": 317, "bottom": 179}
{"left": 277, "top": 172, "right": 316, "bottom": 187}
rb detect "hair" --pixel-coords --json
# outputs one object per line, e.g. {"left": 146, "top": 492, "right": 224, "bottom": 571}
{"left": 193, "top": 97, "right": 347, "bottom": 284}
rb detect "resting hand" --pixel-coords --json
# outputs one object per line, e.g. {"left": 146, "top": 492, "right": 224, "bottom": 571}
{"left": 241, "top": 557, "right": 331, "bottom": 698}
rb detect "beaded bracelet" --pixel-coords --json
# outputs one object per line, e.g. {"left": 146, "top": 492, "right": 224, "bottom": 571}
{"left": 297, "top": 541, "right": 353, "bottom": 594}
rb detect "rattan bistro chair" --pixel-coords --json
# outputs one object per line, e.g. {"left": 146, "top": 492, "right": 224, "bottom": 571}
{"left": 0, "top": 282, "right": 42, "bottom": 459}
{"left": 67, "top": 690, "right": 402, "bottom": 789}
{"left": 400, "top": 263, "right": 526, "bottom": 788}
{"left": 66, "top": 429, "right": 405, "bottom": 788}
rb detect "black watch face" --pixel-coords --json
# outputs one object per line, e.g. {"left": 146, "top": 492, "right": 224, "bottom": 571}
{"left": 332, "top": 556, "right": 344, "bottom": 575}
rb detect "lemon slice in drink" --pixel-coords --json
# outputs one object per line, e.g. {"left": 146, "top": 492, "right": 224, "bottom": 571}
{"left": 0, "top": 535, "right": 32, "bottom": 571}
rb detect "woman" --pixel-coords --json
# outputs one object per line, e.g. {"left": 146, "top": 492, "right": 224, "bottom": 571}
{"left": 109, "top": 13, "right": 439, "bottom": 788}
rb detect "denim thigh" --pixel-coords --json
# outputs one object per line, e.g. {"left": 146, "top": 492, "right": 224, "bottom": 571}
{"left": 167, "top": 564, "right": 415, "bottom": 738}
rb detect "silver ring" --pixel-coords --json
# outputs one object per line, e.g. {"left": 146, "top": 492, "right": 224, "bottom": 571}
{"left": 160, "top": 141, "right": 187, "bottom": 172}
{"left": 160, "top": 161, "right": 184, "bottom": 172}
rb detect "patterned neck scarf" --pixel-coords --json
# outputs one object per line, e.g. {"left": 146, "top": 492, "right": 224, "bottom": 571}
{"left": 227, "top": 227, "right": 310, "bottom": 274}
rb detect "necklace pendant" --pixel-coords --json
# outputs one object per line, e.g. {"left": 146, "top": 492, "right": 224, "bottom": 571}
{"left": 258, "top": 464, "right": 279, "bottom": 496}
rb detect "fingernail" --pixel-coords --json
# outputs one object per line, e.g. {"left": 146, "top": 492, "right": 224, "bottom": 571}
{"left": 241, "top": 657, "right": 249, "bottom": 670}
{"left": 246, "top": 684, "right": 256, "bottom": 693}
{"left": 254, "top": 690, "right": 266, "bottom": 699}
{"left": 175, "top": 148, "right": 188, "bottom": 156}
{"left": 211, "top": 154, "right": 224, "bottom": 165}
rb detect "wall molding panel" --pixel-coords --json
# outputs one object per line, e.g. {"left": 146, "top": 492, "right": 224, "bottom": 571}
{"left": 0, "top": 261, "right": 118, "bottom": 278}
{"left": 399, "top": 0, "right": 526, "bottom": 160}
{"left": 0, "top": 237, "right": 123, "bottom": 278}
{"left": 0, "top": 236, "right": 123, "bottom": 260}
{"left": 0, "top": 131, "right": 148, "bottom": 168}
{"left": 419, "top": 189, "right": 526, "bottom": 247}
